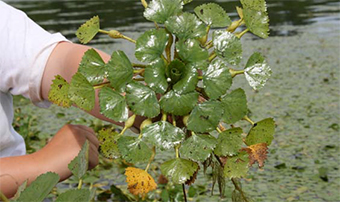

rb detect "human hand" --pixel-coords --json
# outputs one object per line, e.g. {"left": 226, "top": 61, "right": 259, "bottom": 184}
{"left": 34, "top": 124, "right": 99, "bottom": 181}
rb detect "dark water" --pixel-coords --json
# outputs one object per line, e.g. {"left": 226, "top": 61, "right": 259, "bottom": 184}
{"left": 4, "top": 0, "right": 340, "bottom": 43}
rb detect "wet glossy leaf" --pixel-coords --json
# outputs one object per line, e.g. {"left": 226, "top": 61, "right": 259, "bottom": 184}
{"left": 144, "top": 59, "right": 168, "bottom": 94}
{"left": 213, "top": 30, "right": 242, "bottom": 65}
{"left": 68, "top": 141, "right": 89, "bottom": 180}
{"left": 17, "top": 172, "right": 59, "bottom": 202}
{"left": 56, "top": 189, "right": 91, "bottom": 202}
{"left": 126, "top": 81, "right": 160, "bottom": 118}
{"left": 187, "top": 100, "right": 223, "bottom": 133}
{"left": 76, "top": 16, "right": 99, "bottom": 44}
{"left": 135, "top": 29, "right": 169, "bottom": 63}
{"left": 176, "top": 39, "right": 209, "bottom": 70}
{"left": 243, "top": 9, "right": 269, "bottom": 38}
{"left": 245, "top": 118, "right": 275, "bottom": 146}
{"left": 203, "top": 59, "right": 233, "bottom": 99}
{"left": 99, "top": 87, "right": 128, "bottom": 122}
{"left": 69, "top": 72, "right": 95, "bottom": 111}
{"left": 194, "top": 3, "right": 231, "bottom": 27}
{"left": 142, "top": 121, "right": 185, "bottom": 150}
{"left": 173, "top": 64, "right": 198, "bottom": 94}
{"left": 223, "top": 151, "right": 249, "bottom": 178}
{"left": 144, "top": 0, "right": 183, "bottom": 24}
{"left": 48, "top": 75, "right": 72, "bottom": 108}
{"left": 98, "top": 127, "right": 120, "bottom": 159}
{"left": 241, "top": 143, "right": 268, "bottom": 168}
{"left": 244, "top": 52, "right": 272, "bottom": 90}
{"left": 221, "top": 88, "right": 248, "bottom": 124}
{"left": 180, "top": 134, "right": 217, "bottom": 162}
{"left": 125, "top": 167, "right": 157, "bottom": 198}
{"left": 78, "top": 48, "right": 106, "bottom": 85}
{"left": 106, "top": 50, "right": 133, "bottom": 92}
{"left": 214, "top": 128, "right": 243, "bottom": 156}
{"left": 118, "top": 136, "right": 152, "bottom": 164}
{"left": 161, "top": 158, "right": 198, "bottom": 184}
{"left": 165, "top": 12, "right": 206, "bottom": 40}
{"left": 160, "top": 91, "right": 199, "bottom": 116}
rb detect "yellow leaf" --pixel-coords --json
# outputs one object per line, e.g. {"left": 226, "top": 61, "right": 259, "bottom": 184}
{"left": 125, "top": 167, "right": 157, "bottom": 198}
{"left": 242, "top": 143, "right": 268, "bottom": 168}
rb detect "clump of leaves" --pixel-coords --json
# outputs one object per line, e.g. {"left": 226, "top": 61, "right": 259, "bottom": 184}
{"left": 48, "top": 0, "right": 274, "bottom": 201}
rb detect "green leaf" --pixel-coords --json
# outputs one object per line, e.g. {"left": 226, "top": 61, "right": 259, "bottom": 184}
{"left": 203, "top": 59, "right": 233, "bottom": 99}
{"left": 180, "top": 134, "right": 217, "bottom": 162}
{"left": 56, "top": 189, "right": 91, "bottom": 202}
{"left": 126, "top": 81, "right": 160, "bottom": 118}
{"left": 76, "top": 16, "right": 100, "bottom": 44}
{"left": 223, "top": 151, "right": 249, "bottom": 178}
{"left": 13, "top": 180, "right": 27, "bottom": 200}
{"left": 213, "top": 30, "right": 242, "bottom": 65}
{"left": 194, "top": 3, "right": 231, "bottom": 27}
{"left": 98, "top": 128, "right": 120, "bottom": 159}
{"left": 176, "top": 39, "right": 209, "bottom": 70}
{"left": 106, "top": 50, "right": 133, "bottom": 92}
{"left": 117, "top": 136, "right": 152, "bottom": 164}
{"left": 187, "top": 100, "right": 223, "bottom": 133}
{"left": 135, "top": 29, "right": 169, "bottom": 63}
{"left": 144, "top": 0, "right": 183, "bottom": 24}
{"left": 48, "top": 75, "right": 72, "bottom": 108}
{"left": 68, "top": 141, "right": 89, "bottom": 180}
{"left": 244, "top": 52, "right": 272, "bottom": 90}
{"left": 161, "top": 158, "right": 198, "bottom": 184}
{"left": 142, "top": 121, "right": 185, "bottom": 150}
{"left": 245, "top": 118, "right": 275, "bottom": 146}
{"left": 173, "top": 64, "right": 198, "bottom": 94}
{"left": 78, "top": 48, "right": 106, "bottom": 85}
{"left": 214, "top": 128, "right": 243, "bottom": 156}
{"left": 160, "top": 91, "right": 199, "bottom": 116}
{"left": 17, "top": 172, "right": 59, "bottom": 202}
{"left": 68, "top": 72, "right": 95, "bottom": 111}
{"left": 144, "top": 59, "right": 168, "bottom": 94}
{"left": 99, "top": 87, "right": 128, "bottom": 122}
{"left": 182, "top": 0, "right": 193, "bottom": 5}
{"left": 165, "top": 12, "right": 206, "bottom": 40}
{"left": 241, "top": 0, "right": 267, "bottom": 12}
{"left": 243, "top": 9, "right": 269, "bottom": 38}
{"left": 221, "top": 88, "right": 248, "bottom": 124}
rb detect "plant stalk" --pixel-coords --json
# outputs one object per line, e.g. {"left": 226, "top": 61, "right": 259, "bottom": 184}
{"left": 132, "top": 63, "right": 147, "bottom": 68}
{"left": 121, "top": 35, "right": 136, "bottom": 44}
{"left": 77, "top": 179, "right": 83, "bottom": 189}
{"left": 141, "top": 0, "right": 148, "bottom": 8}
{"left": 229, "top": 69, "right": 245, "bottom": 78}
{"left": 145, "top": 147, "right": 156, "bottom": 172}
{"left": 182, "top": 184, "right": 188, "bottom": 202}
{"left": 98, "top": 29, "right": 109, "bottom": 34}
{"left": 235, "top": 28, "right": 249, "bottom": 38}
{"left": 226, "top": 19, "right": 244, "bottom": 33}
{"left": 231, "top": 178, "right": 250, "bottom": 202}
{"left": 133, "top": 69, "right": 145, "bottom": 75}
{"left": 216, "top": 127, "right": 222, "bottom": 133}
{"left": 93, "top": 81, "right": 110, "bottom": 90}
{"left": 165, "top": 29, "right": 173, "bottom": 63}
{"left": 243, "top": 115, "right": 255, "bottom": 126}
{"left": 0, "top": 191, "right": 9, "bottom": 202}
{"left": 209, "top": 51, "right": 217, "bottom": 62}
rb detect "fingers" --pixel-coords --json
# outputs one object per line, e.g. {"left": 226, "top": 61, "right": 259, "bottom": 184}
{"left": 71, "top": 125, "right": 100, "bottom": 148}
{"left": 88, "top": 142, "right": 99, "bottom": 169}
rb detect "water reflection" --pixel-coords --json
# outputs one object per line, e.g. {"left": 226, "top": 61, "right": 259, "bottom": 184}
{"left": 3, "top": 0, "right": 340, "bottom": 43}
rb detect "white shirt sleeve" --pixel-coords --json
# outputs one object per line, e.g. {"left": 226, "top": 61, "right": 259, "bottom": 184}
{"left": 0, "top": 1, "right": 68, "bottom": 107}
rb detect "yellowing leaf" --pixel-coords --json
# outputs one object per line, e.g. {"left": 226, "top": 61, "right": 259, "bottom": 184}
{"left": 125, "top": 167, "right": 157, "bottom": 198}
{"left": 241, "top": 143, "right": 268, "bottom": 168}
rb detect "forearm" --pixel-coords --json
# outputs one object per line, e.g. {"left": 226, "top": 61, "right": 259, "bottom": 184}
{"left": 0, "top": 153, "right": 48, "bottom": 198}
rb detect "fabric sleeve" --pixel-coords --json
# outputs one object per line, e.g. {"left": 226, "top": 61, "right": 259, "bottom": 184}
{"left": 0, "top": 1, "right": 69, "bottom": 107}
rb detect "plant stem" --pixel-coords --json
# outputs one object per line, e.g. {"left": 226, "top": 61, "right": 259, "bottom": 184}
{"left": 121, "top": 35, "right": 136, "bottom": 44}
{"left": 235, "top": 28, "right": 249, "bottom": 38}
{"left": 141, "top": 0, "right": 148, "bottom": 8}
{"left": 145, "top": 147, "right": 156, "bottom": 172}
{"left": 132, "top": 63, "right": 146, "bottom": 68}
{"left": 205, "top": 40, "right": 213, "bottom": 48}
{"left": 172, "top": 114, "right": 176, "bottom": 126}
{"left": 229, "top": 68, "right": 245, "bottom": 78}
{"left": 175, "top": 145, "right": 180, "bottom": 158}
{"left": 206, "top": 42, "right": 214, "bottom": 50}
{"left": 216, "top": 127, "right": 222, "bottom": 133}
{"left": 93, "top": 81, "right": 110, "bottom": 90}
{"left": 162, "top": 113, "right": 167, "bottom": 121}
{"left": 198, "top": 75, "right": 203, "bottom": 80}
{"left": 0, "top": 191, "right": 9, "bottom": 202}
{"left": 133, "top": 69, "right": 145, "bottom": 74}
{"left": 165, "top": 29, "right": 173, "bottom": 63}
{"left": 231, "top": 178, "right": 249, "bottom": 202}
{"left": 209, "top": 51, "right": 217, "bottom": 62}
{"left": 182, "top": 184, "right": 188, "bottom": 202}
{"left": 219, "top": 123, "right": 226, "bottom": 131}
{"left": 77, "top": 179, "right": 83, "bottom": 189}
{"left": 243, "top": 115, "right": 255, "bottom": 126}
{"left": 226, "top": 19, "right": 244, "bottom": 33}
{"left": 98, "top": 29, "right": 109, "bottom": 34}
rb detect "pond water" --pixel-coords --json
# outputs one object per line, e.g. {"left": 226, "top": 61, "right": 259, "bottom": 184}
{"left": 4, "top": 0, "right": 340, "bottom": 201}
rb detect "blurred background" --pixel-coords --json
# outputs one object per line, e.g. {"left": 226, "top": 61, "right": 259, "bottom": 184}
{"left": 4, "top": 0, "right": 340, "bottom": 201}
